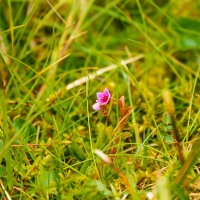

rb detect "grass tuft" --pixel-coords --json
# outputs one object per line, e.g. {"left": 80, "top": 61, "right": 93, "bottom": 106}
{"left": 0, "top": 0, "right": 200, "bottom": 199}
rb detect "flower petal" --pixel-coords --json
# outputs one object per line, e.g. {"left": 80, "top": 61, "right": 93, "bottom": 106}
{"left": 92, "top": 102, "right": 102, "bottom": 111}
{"left": 97, "top": 92, "right": 103, "bottom": 100}
{"left": 103, "top": 88, "right": 110, "bottom": 96}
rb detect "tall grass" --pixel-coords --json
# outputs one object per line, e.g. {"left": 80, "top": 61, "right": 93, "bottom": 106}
{"left": 0, "top": 0, "right": 200, "bottom": 199}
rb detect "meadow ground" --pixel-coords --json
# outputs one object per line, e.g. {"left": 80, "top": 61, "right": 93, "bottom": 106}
{"left": 0, "top": 0, "right": 200, "bottom": 199}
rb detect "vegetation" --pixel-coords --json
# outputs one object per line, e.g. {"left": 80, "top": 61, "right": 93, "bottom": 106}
{"left": 0, "top": 0, "right": 200, "bottom": 199}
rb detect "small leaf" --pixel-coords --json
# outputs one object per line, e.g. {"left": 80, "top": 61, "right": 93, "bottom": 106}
{"left": 13, "top": 118, "right": 36, "bottom": 141}
{"left": 37, "top": 169, "right": 59, "bottom": 188}
{"left": 82, "top": 179, "right": 112, "bottom": 200}
{"left": 118, "top": 97, "right": 132, "bottom": 131}
{"left": 160, "top": 122, "right": 174, "bottom": 132}
{"left": 177, "top": 17, "right": 200, "bottom": 33}
{"left": 162, "top": 112, "right": 173, "bottom": 126}
{"left": 69, "top": 142, "right": 86, "bottom": 161}
{"left": 160, "top": 131, "right": 174, "bottom": 143}
{"left": 118, "top": 96, "right": 125, "bottom": 116}
{"left": 179, "top": 36, "right": 200, "bottom": 50}
{"left": 118, "top": 96, "right": 125, "bottom": 109}
{"left": 124, "top": 106, "right": 132, "bottom": 116}
{"left": 173, "top": 17, "right": 200, "bottom": 50}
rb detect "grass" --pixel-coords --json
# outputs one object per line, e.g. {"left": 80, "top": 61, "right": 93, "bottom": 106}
{"left": 0, "top": 0, "right": 200, "bottom": 199}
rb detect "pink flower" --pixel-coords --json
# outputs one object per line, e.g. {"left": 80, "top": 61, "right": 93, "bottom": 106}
{"left": 92, "top": 102, "right": 102, "bottom": 111}
{"left": 96, "top": 88, "right": 111, "bottom": 105}
{"left": 92, "top": 88, "right": 111, "bottom": 111}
